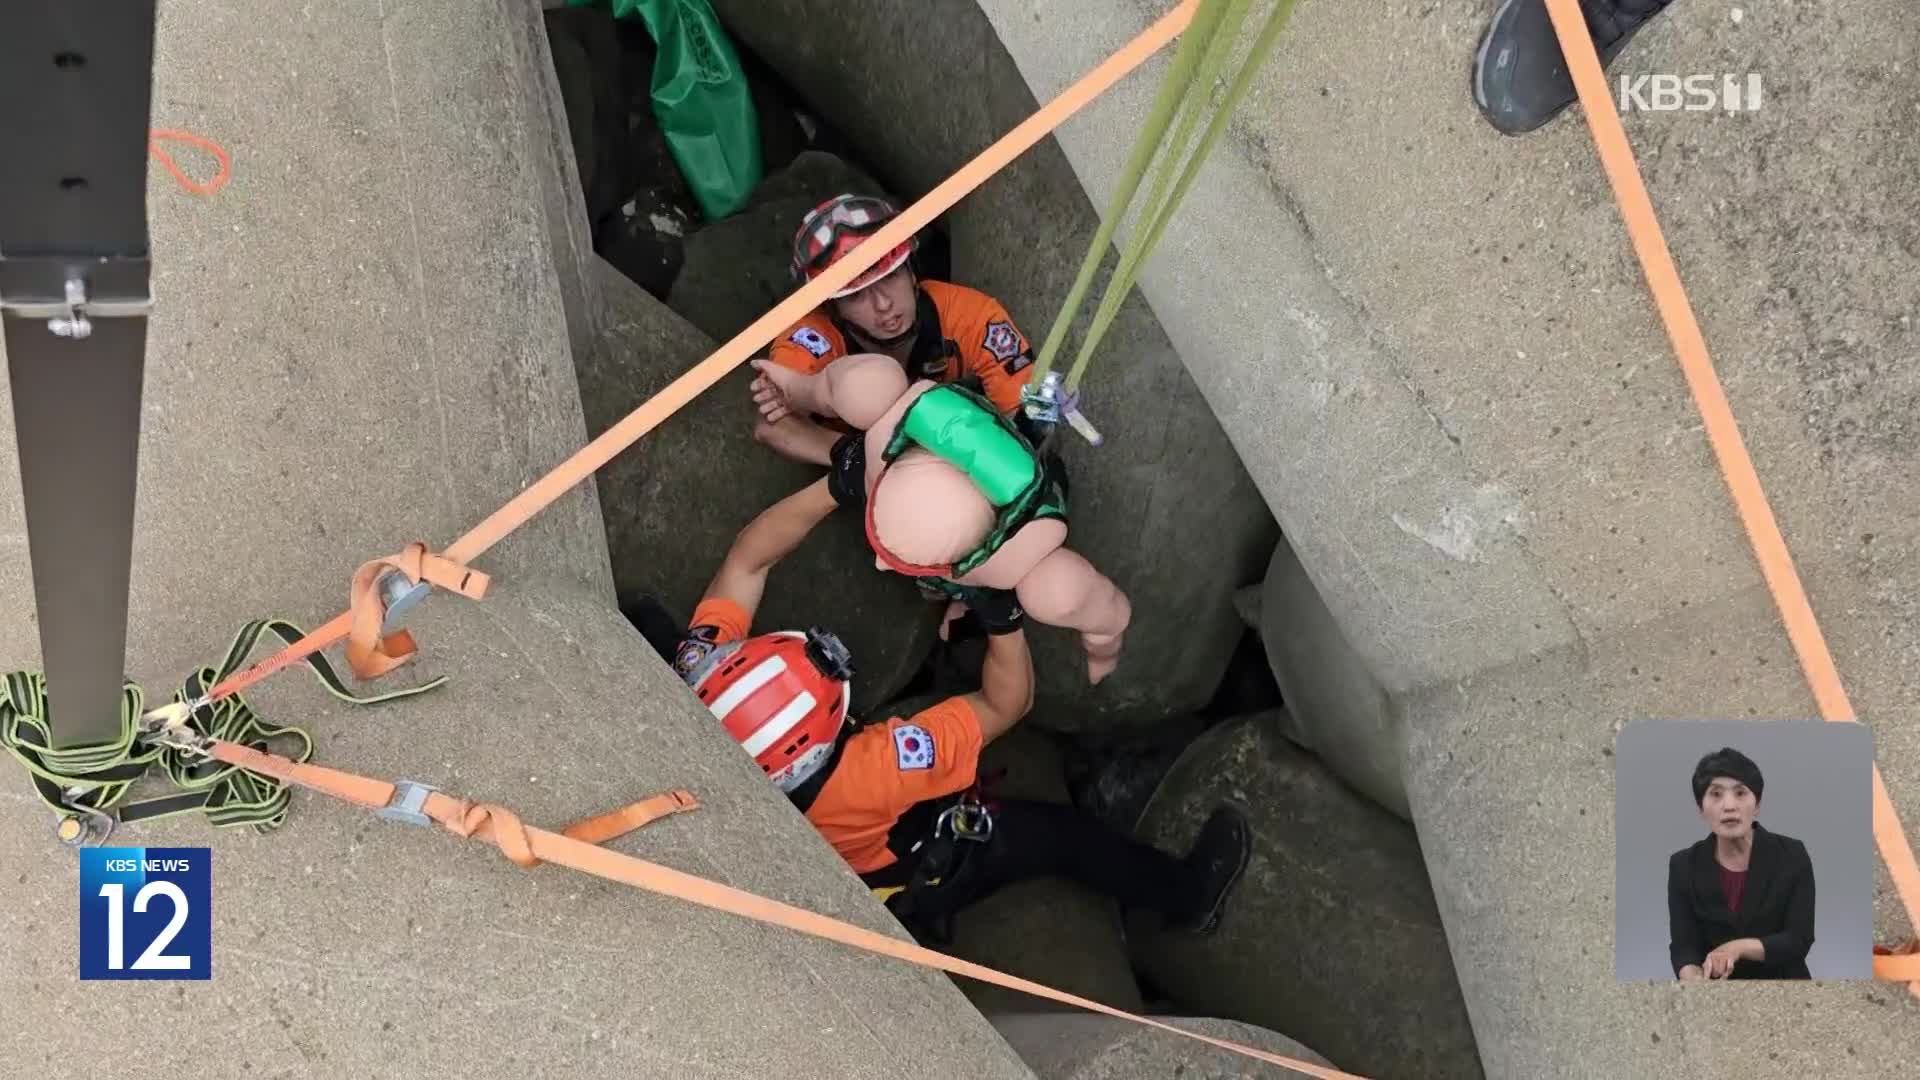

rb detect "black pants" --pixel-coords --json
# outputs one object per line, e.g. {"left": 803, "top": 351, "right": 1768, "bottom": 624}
{"left": 904, "top": 799, "right": 1196, "bottom": 923}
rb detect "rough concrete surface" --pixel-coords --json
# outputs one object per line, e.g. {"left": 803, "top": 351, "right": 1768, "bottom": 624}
{"left": 707, "top": 0, "right": 1281, "bottom": 732}
{"left": 1129, "top": 717, "right": 1481, "bottom": 1080}
{"left": 667, "top": 150, "right": 890, "bottom": 341}
{"left": 0, "top": 2, "right": 1034, "bottom": 1077}
{"left": 1256, "top": 536, "right": 1409, "bottom": 821}
{"left": 585, "top": 255, "right": 941, "bottom": 705}
{"left": 992, "top": 1013, "right": 1335, "bottom": 1080}
{"left": 977, "top": 0, "right": 1920, "bottom": 1075}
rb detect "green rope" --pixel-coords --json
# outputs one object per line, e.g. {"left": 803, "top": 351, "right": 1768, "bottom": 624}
{"left": 1030, "top": 0, "right": 1235, "bottom": 383}
{"left": 1030, "top": 0, "right": 1301, "bottom": 394}
{"left": 1, "top": 618, "right": 446, "bottom": 835}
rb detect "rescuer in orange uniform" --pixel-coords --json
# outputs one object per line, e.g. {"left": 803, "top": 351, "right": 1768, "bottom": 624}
{"left": 751, "top": 193, "right": 1041, "bottom": 466}
{"left": 638, "top": 460, "right": 1250, "bottom": 943}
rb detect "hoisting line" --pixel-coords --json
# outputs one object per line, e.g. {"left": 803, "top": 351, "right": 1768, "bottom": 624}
{"left": 1541, "top": 0, "right": 1920, "bottom": 987}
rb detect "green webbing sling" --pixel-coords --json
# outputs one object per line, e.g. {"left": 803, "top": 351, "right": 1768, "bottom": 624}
{"left": 0, "top": 618, "right": 446, "bottom": 835}
{"left": 1031, "top": 0, "right": 1301, "bottom": 395}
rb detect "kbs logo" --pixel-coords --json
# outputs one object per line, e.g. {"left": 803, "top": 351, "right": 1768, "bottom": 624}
{"left": 1618, "top": 73, "right": 1764, "bottom": 114}
{"left": 79, "top": 847, "right": 211, "bottom": 980}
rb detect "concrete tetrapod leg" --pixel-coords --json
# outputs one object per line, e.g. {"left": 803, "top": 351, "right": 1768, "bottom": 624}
{"left": 583, "top": 255, "right": 942, "bottom": 705}
{"left": 976, "top": 1, "right": 1920, "bottom": 1075}
{"left": 705, "top": 0, "right": 1280, "bottom": 733}
{"left": 1126, "top": 717, "right": 1482, "bottom": 1080}
{"left": 1255, "top": 536, "right": 1409, "bottom": 822}
{"left": 874, "top": 693, "right": 1147, "bottom": 1017}
{"left": 992, "top": 1013, "right": 1337, "bottom": 1080}
{"left": 0, "top": 2, "right": 1033, "bottom": 1078}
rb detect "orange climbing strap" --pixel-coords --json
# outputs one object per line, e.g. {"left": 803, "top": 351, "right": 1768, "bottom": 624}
{"left": 343, "top": 542, "right": 489, "bottom": 680}
{"left": 198, "top": 736, "right": 1359, "bottom": 1079}
{"left": 1542, "top": 0, "right": 1920, "bottom": 987}
{"left": 197, "top": 0, "right": 1205, "bottom": 709}
{"left": 560, "top": 788, "right": 699, "bottom": 845}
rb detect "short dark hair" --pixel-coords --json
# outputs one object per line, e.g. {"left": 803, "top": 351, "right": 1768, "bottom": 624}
{"left": 1692, "top": 747, "right": 1764, "bottom": 806}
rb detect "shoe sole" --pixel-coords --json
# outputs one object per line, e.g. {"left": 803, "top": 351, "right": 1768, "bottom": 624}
{"left": 1471, "top": 0, "right": 1527, "bottom": 114}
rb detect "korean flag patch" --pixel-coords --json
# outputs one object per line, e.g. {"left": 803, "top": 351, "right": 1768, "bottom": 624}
{"left": 893, "top": 723, "right": 936, "bottom": 771}
{"left": 789, "top": 326, "right": 834, "bottom": 359}
{"left": 982, "top": 320, "right": 1023, "bottom": 362}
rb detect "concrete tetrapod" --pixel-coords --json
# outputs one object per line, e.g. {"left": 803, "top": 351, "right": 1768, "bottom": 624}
{"left": 1255, "top": 535, "right": 1409, "bottom": 821}
{"left": 0, "top": 2, "right": 1032, "bottom": 1077}
{"left": 1126, "top": 716, "right": 1482, "bottom": 1080}
{"left": 976, "top": 0, "right": 1920, "bottom": 1075}
{"left": 993, "top": 1012, "right": 1335, "bottom": 1080}
{"left": 705, "top": 0, "right": 1280, "bottom": 733}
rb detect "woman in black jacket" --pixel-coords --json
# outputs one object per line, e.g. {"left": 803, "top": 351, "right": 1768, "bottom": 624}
{"left": 1667, "top": 747, "right": 1815, "bottom": 980}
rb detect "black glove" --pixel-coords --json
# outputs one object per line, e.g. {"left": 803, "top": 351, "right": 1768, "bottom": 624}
{"left": 827, "top": 431, "right": 868, "bottom": 511}
{"left": 953, "top": 584, "right": 1024, "bottom": 636}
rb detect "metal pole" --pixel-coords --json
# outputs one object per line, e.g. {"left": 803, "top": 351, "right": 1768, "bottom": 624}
{"left": 0, "top": 3, "right": 158, "bottom": 748}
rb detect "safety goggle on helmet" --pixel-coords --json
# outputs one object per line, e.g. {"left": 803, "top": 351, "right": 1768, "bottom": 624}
{"left": 682, "top": 628, "right": 855, "bottom": 793}
{"left": 790, "top": 193, "right": 915, "bottom": 299}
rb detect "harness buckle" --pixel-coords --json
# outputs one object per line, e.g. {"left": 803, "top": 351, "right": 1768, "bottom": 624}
{"left": 136, "top": 704, "right": 213, "bottom": 759}
{"left": 376, "top": 570, "right": 433, "bottom": 637}
{"left": 54, "top": 803, "right": 115, "bottom": 848}
{"left": 1020, "top": 371, "right": 1103, "bottom": 447}
{"left": 934, "top": 797, "right": 994, "bottom": 843}
{"left": 375, "top": 781, "right": 439, "bottom": 827}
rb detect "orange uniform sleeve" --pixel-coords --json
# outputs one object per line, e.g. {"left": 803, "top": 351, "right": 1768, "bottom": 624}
{"left": 766, "top": 312, "right": 847, "bottom": 375}
{"left": 672, "top": 596, "right": 751, "bottom": 681}
{"left": 831, "top": 697, "right": 985, "bottom": 823}
{"left": 687, "top": 597, "right": 751, "bottom": 644}
{"left": 949, "top": 290, "right": 1035, "bottom": 414}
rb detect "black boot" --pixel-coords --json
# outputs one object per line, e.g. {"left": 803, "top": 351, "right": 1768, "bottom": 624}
{"left": 1472, "top": 0, "right": 1677, "bottom": 136}
{"left": 1168, "top": 806, "right": 1252, "bottom": 935}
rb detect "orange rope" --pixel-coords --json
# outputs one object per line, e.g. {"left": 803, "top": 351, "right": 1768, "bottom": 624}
{"left": 149, "top": 129, "right": 230, "bottom": 195}
{"left": 1542, "top": 0, "right": 1920, "bottom": 990}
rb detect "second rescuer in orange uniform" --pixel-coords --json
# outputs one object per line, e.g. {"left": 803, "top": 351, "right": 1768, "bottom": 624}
{"left": 751, "top": 193, "right": 1038, "bottom": 466}
{"left": 649, "top": 452, "right": 1251, "bottom": 942}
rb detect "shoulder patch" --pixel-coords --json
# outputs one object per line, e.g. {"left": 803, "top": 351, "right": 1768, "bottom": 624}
{"left": 789, "top": 326, "right": 834, "bottom": 359}
{"left": 672, "top": 626, "right": 721, "bottom": 683}
{"left": 981, "top": 320, "right": 1023, "bottom": 362}
{"left": 892, "top": 723, "right": 936, "bottom": 771}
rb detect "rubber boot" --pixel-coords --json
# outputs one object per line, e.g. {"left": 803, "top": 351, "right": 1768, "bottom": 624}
{"left": 1472, "top": 0, "right": 1678, "bottom": 135}
{"left": 1169, "top": 805, "right": 1253, "bottom": 935}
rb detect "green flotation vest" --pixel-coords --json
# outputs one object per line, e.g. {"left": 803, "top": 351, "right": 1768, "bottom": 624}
{"left": 869, "top": 383, "right": 1069, "bottom": 583}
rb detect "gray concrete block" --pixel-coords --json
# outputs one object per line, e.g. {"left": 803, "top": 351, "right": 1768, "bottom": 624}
{"left": 977, "top": 0, "right": 1920, "bottom": 1075}
{"left": 585, "top": 255, "right": 941, "bottom": 705}
{"left": 1128, "top": 717, "right": 1482, "bottom": 1080}
{"left": 666, "top": 151, "right": 889, "bottom": 342}
{"left": 708, "top": 0, "right": 1279, "bottom": 731}
{"left": 0, "top": 1, "right": 1033, "bottom": 1076}
{"left": 1256, "top": 536, "right": 1409, "bottom": 821}
{"left": 992, "top": 1013, "right": 1335, "bottom": 1080}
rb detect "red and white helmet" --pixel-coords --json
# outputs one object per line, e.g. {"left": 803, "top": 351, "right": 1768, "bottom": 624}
{"left": 683, "top": 628, "right": 854, "bottom": 793}
{"left": 791, "top": 193, "right": 914, "bottom": 299}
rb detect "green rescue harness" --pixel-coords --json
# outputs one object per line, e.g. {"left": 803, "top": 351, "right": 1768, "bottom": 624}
{"left": 864, "top": 383, "right": 1068, "bottom": 583}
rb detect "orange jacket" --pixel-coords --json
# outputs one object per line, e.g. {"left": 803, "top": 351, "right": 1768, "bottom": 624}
{"left": 685, "top": 599, "right": 982, "bottom": 875}
{"left": 767, "top": 280, "right": 1035, "bottom": 415}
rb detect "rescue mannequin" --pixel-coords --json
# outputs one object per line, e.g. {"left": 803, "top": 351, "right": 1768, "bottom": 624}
{"left": 749, "top": 352, "right": 1130, "bottom": 685}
